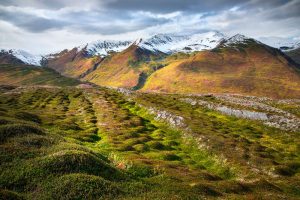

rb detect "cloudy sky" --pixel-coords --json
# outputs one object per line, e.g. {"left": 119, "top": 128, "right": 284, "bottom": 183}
{"left": 0, "top": 0, "right": 299, "bottom": 54}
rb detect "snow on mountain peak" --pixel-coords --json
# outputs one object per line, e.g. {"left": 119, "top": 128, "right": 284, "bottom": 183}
{"left": 221, "top": 34, "right": 263, "bottom": 47}
{"left": 1, "top": 49, "right": 42, "bottom": 66}
{"left": 82, "top": 40, "right": 132, "bottom": 57}
{"left": 137, "top": 31, "right": 227, "bottom": 54}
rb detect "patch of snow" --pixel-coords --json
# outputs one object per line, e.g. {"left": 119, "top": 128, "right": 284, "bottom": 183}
{"left": 82, "top": 40, "right": 132, "bottom": 57}
{"left": 221, "top": 34, "right": 261, "bottom": 47}
{"left": 138, "top": 31, "right": 227, "bottom": 54}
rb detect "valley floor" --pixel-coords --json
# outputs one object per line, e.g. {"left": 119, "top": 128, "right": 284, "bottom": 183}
{"left": 0, "top": 85, "right": 299, "bottom": 199}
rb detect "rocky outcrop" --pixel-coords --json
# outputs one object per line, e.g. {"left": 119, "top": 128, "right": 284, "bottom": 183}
{"left": 180, "top": 95, "right": 300, "bottom": 132}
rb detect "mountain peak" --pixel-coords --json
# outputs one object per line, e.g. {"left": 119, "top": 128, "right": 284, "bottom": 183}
{"left": 219, "top": 34, "right": 262, "bottom": 48}
{"left": 81, "top": 40, "right": 132, "bottom": 57}
{"left": 226, "top": 34, "right": 249, "bottom": 44}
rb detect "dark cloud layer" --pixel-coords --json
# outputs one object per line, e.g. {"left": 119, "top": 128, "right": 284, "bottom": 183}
{"left": 0, "top": 0, "right": 299, "bottom": 53}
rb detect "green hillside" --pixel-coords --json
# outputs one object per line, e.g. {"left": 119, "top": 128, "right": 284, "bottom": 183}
{"left": 0, "top": 64, "right": 80, "bottom": 86}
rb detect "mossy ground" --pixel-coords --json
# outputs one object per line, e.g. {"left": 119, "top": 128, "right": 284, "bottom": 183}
{"left": 0, "top": 85, "right": 299, "bottom": 199}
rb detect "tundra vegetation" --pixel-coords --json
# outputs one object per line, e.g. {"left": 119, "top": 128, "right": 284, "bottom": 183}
{"left": 0, "top": 84, "right": 299, "bottom": 200}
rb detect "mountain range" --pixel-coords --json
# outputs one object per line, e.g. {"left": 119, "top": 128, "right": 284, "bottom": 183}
{"left": 1, "top": 31, "right": 300, "bottom": 98}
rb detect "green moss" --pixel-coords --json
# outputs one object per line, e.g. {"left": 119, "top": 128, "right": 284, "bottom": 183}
{"left": 37, "top": 174, "right": 122, "bottom": 200}
{"left": 0, "top": 124, "right": 45, "bottom": 143}
{"left": 14, "top": 111, "right": 41, "bottom": 124}
{"left": 146, "top": 141, "right": 165, "bottom": 150}
{"left": 133, "top": 144, "right": 149, "bottom": 152}
{"left": 36, "top": 150, "right": 122, "bottom": 180}
{"left": 0, "top": 189, "right": 24, "bottom": 200}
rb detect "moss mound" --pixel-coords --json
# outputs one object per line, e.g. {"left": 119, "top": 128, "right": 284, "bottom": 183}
{"left": 0, "top": 189, "right": 24, "bottom": 200}
{"left": 38, "top": 174, "right": 122, "bottom": 200}
{"left": 14, "top": 112, "right": 41, "bottom": 124}
{"left": 146, "top": 141, "right": 165, "bottom": 150}
{"left": 0, "top": 124, "right": 45, "bottom": 143}
{"left": 191, "top": 183, "right": 222, "bottom": 197}
{"left": 37, "top": 150, "right": 123, "bottom": 180}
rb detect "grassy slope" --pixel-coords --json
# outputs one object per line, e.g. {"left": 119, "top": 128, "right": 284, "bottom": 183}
{"left": 0, "top": 86, "right": 299, "bottom": 199}
{"left": 0, "top": 64, "right": 80, "bottom": 86}
{"left": 83, "top": 45, "right": 164, "bottom": 89}
{"left": 45, "top": 48, "right": 103, "bottom": 78}
{"left": 142, "top": 44, "right": 300, "bottom": 98}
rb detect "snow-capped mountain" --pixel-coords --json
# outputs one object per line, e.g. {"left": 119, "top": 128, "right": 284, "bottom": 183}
{"left": 80, "top": 40, "right": 132, "bottom": 57}
{"left": 3, "top": 31, "right": 299, "bottom": 67}
{"left": 0, "top": 49, "right": 42, "bottom": 66}
{"left": 136, "top": 31, "right": 227, "bottom": 53}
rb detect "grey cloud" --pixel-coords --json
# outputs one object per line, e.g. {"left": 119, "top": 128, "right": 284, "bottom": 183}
{"left": 0, "top": 7, "right": 69, "bottom": 32}
{"left": 103, "top": 0, "right": 248, "bottom": 13}
{"left": 265, "top": 0, "right": 300, "bottom": 19}
{"left": 0, "top": 0, "right": 80, "bottom": 9}
{"left": 0, "top": 5, "right": 171, "bottom": 34}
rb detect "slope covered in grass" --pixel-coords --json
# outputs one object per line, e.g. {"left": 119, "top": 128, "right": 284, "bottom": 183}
{"left": 142, "top": 40, "right": 300, "bottom": 98}
{"left": 0, "top": 64, "right": 80, "bottom": 86}
{"left": 44, "top": 47, "right": 103, "bottom": 78}
{"left": 0, "top": 85, "right": 299, "bottom": 199}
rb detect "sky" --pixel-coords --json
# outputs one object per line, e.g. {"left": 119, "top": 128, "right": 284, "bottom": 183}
{"left": 0, "top": 0, "right": 299, "bottom": 54}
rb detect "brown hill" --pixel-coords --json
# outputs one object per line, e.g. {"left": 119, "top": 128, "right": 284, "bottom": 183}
{"left": 142, "top": 39, "right": 300, "bottom": 98}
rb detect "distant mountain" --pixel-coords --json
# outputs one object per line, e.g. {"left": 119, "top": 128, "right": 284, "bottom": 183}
{"left": 44, "top": 31, "right": 226, "bottom": 79}
{"left": 2, "top": 32, "right": 300, "bottom": 98}
{"left": 0, "top": 49, "right": 42, "bottom": 66}
{"left": 83, "top": 43, "right": 165, "bottom": 88}
{"left": 142, "top": 34, "right": 300, "bottom": 98}
{"left": 42, "top": 47, "right": 103, "bottom": 78}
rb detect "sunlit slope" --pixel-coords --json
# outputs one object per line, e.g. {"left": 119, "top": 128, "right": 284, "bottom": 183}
{"left": 83, "top": 44, "right": 164, "bottom": 88}
{"left": 0, "top": 64, "right": 79, "bottom": 86}
{"left": 142, "top": 41, "right": 300, "bottom": 98}
{"left": 45, "top": 48, "right": 103, "bottom": 78}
